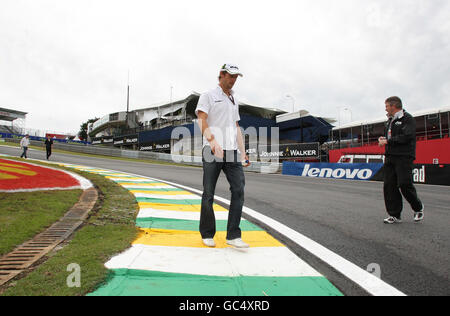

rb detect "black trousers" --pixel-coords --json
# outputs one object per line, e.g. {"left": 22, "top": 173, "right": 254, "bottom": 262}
{"left": 383, "top": 156, "right": 423, "bottom": 218}
{"left": 46, "top": 147, "right": 52, "bottom": 159}
{"left": 200, "top": 147, "right": 245, "bottom": 240}
{"left": 20, "top": 146, "right": 28, "bottom": 158}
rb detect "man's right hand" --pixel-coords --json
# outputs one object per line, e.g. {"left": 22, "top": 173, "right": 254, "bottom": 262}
{"left": 210, "top": 139, "right": 224, "bottom": 159}
{"left": 378, "top": 137, "right": 388, "bottom": 147}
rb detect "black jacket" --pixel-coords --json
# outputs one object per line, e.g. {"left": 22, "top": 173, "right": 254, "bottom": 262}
{"left": 45, "top": 139, "right": 53, "bottom": 149}
{"left": 384, "top": 110, "right": 417, "bottom": 159}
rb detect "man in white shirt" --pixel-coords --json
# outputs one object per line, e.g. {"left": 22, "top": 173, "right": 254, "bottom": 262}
{"left": 20, "top": 134, "right": 30, "bottom": 159}
{"left": 195, "top": 63, "right": 250, "bottom": 248}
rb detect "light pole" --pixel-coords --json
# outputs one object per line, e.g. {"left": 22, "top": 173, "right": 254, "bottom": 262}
{"left": 344, "top": 107, "right": 353, "bottom": 123}
{"left": 125, "top": 70, "right": 130, "bottom": 133}
{"left": 286, "top": 95, "right": 295, "bottom": 113}
{"left": 170, "top": 86, "right": 173, "bottom": 121}
{"left": 337, "top": 107, "right": 353, "bottom": 148}
{"left": 337, "top": 107, "right": 352, "bottom": 127}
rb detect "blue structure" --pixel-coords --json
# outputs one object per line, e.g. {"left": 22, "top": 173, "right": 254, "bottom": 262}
{"left": 89, "top": 92, "right": 336, "bottom": 152}
{"left": 137, "top": 111, "right": 335, "bottom": 152}
{"left": 277, "top": 115, "right": 333, "bottom": 144}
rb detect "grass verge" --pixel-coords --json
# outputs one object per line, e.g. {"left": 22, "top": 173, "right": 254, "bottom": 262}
{"left": 0, "top": 190, "right": 82, "bottom": 256}
{"left": 0, "top": 159, "right": 139, "bottom": 296}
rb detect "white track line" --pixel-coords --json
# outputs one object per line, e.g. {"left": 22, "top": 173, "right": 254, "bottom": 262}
{"left": 105, "top": 244, "right": 322, "bottom": 278}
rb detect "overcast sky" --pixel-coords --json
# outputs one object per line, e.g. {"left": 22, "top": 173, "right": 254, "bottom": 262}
{"left": 1, "top": 0, "right": 449, "bottom": 134}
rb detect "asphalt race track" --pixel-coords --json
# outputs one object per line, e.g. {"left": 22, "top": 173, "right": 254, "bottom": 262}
{"left": 2, "top": 145, "right": 449, "bottom": 296}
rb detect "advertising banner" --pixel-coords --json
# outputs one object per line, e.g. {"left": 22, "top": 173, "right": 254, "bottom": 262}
{"left": 259, "top": 143, "right": 320, "bottom": 160}
{"left": 113, "top": 134, "right": 138, "bottom": 146}
{"left": 91, "top": 136, "right": 113, "bottom": 145}
{"left": 91, "top": 137, "right": 103, "bottom": 145}
{"left": 102, "top": 136, "right": 114, "bottom": 144}
{"left": 139, "top": 140, "right": 171, "bottom": 152}
{"left": 370, "top": 164, "right": 450, "bottom": 186}
{"left": 282, "top": 162, "right": 450, "bottom": 185}
{"left": 282, "top": 162, "right": 383, "bottom": 181}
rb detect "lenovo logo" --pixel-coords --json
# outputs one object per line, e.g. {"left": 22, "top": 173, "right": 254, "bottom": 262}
{"left": 301, "top": 164, "right": 374, "bottom": 180}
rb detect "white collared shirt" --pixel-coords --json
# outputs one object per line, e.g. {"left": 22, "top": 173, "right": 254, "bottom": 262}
{"left": 387, "top": 109, "right": 405, "bottom": 121}
{"left": 387, "top": 110, "right": 405, "bottom": 140}
{"left": 195, "top": 86, "right": 241, "bottom": 150}
{"left": 20, "top": 137, "right": 30, "bottom": 147}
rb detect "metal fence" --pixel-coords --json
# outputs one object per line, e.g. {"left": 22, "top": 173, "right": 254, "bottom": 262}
{"left": 329, "top": 111, "right": 450, "bottom": 150}
{"left": 7, "top": 138, "right": 282, "bottom": 174}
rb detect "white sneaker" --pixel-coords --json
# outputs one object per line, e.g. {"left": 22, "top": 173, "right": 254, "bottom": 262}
{"left": 202, "top": 238, "right": 216, "bottom": 247}
{"left": 384, "top": 216, "right": 402, "bottom": 224}
{"left": 226, "top": 238, "right": 249, "bottom": 248}
{"left": 414, "top": 204, "right": 424, "bottom": 222}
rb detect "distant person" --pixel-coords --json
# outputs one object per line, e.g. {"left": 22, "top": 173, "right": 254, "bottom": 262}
{"left": 45, "top": 136, "right": 53, "bottom": 160}
{"left": 20, "top": 134, "right": 30, "bottom": 159}
{"left": 378, "top": 96, "right": 424, "bottom": 224}
{"left": 195, "top": 63, "right": 251, "bottom": 248}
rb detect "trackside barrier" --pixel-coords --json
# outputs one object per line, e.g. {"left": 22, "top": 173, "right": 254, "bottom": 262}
{"left": 0, "top": 132, "right": 89, "bottom": 145}
{"left": 6, "top": 139, "right": 281, "bottom": 174}
{"left": 282, "top": 162, "right": 384, "bottom": 181}
{"left": 282, "top": 162, "right": 450, "bottom": 186}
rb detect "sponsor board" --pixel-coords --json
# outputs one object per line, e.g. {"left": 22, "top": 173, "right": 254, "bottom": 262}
{"left": 256, "top": 143, "right": 320, "bottom": 160}
{"left": 371, "top": 164, "right": 450, "bottom": 186}
{"left": 282, "top": 162, "right": 382, "bottom": 181}
{"left": 92, "top": 139, "right": 102, "bottom": 145}
{"left": 102, "top": 137, "right": 114, "bottom": 144}
{"left": 283, "top": 162, "right": 450, "bottom": 186}
{"left": 113, "top": 134, "right": 138, "bottom": 146}
{"left": 139, "top": 140, "right": 171, "bottom": 152}
{"left": 92, "top": 136, "right": 114, "bottom": 145}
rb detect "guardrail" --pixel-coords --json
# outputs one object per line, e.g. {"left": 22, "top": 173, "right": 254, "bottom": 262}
{"left": 6, "top": 139, "right": 282, "bottom": 174}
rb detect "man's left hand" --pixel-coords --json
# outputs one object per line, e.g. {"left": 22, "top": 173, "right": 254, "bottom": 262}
{"left": 241, "top": 154, "right": 251, "bottom": 167}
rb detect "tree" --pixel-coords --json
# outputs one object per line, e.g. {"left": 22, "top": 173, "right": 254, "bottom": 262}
{"left": 78, "top": 118, "right": 99, "bottom": 141}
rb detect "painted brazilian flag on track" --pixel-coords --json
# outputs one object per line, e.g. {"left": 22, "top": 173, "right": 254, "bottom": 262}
{"left": 58, "top": 164, "right": 343, "bottom": 296}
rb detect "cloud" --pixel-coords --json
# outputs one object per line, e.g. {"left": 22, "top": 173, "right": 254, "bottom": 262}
{"left": 0, "top": 0, "right": 448, "bottom": 133}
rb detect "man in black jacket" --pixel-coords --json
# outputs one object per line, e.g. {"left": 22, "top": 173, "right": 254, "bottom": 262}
{"left": 45, "top": 136, "right": 53, "bottom": 160}
{"left": 378, "top": 96, "right": 424, "bottom": 224}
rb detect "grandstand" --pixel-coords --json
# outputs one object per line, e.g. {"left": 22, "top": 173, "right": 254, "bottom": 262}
{"left": 0, "top": 107, "right": 27, "bottom": 135}
{"left": 328, "top": 106, "right": 450, "bottom": 164}
{"left": 88, "top": 92, "right": 336, "bottom": 161}
{"left": 89, "top": 92, "right": 288, "bottom": 153}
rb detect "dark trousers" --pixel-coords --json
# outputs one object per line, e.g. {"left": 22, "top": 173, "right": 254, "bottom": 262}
{"left": 20, "top": 147, "right": 28, "bottom": 158}
{"left": 200, "top": 147, "right": 245, "bottom": 240}
{"left": 46, "top": 147, "right": 52, "bottom": 159}
{"left": 383, "top": 156, "right": 423, "bottom": 218}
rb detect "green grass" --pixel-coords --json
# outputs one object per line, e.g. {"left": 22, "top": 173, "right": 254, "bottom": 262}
{"left": 0, "top": 161, "right": 140, "bottom": 296}
{"left": 0, "top": 190, "right": 82, "bottom": 256}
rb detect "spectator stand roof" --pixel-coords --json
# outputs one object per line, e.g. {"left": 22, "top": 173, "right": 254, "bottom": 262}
{"left": 0, "top": 107, "right": 27, "bottom": 122}
{"left": 333, "top": 106, "right": 450, "bottom": 131}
